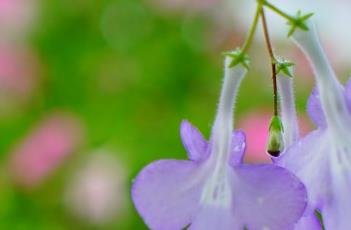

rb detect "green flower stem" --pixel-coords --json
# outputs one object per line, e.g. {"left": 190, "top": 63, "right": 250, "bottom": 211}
{"left": 260, "top": 8, "right": 279, "bottom": 116}
{"left": 226, "top": 2, "right": 263, "bottom": 69}
{"left": 262, "top": 0, "right": 295, "bottom": 23}
{"left": 261, "top": 0, "right": 314, "bottom": 37}
{"left": 241, "top": 3, "right": 263, "bottom": 54}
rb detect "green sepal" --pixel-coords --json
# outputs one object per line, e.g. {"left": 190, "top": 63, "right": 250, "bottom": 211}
{"left": 223, "top": 48, "right": 250, "bottom": 70}
{"left": 275, "top": 59, "right": 295, "bottom": 78}
{"left": 287, "top": 10, "right": 314, "bottom": 37}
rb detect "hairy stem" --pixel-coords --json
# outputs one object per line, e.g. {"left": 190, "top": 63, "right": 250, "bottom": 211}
{"left": 260, "top": 8, "right": 278, "bottom": 116}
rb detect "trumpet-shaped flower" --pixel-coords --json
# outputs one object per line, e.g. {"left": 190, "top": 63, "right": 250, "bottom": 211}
{"left": 277, "top": 22, "right": 351, "bottom": 229}
{"left": 276, "top": 74, "right": 322, "bottom": 230}
{"left": 132, "top": 56, "right": 307, "bottom": 230}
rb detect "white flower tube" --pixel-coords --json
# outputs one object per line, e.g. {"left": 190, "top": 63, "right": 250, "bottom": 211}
{"left": 293, "top": 22, "right": 351, "bottom": 133}
{"left": 277, "top": 74, "right": 299, "bottom": 148}
{"left": 201, "top": 58, "right": 247, "bottom": 207}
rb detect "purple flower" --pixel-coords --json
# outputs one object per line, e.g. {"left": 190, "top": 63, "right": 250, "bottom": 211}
{"left": 275, "top": 72, "right": 323, "bottom": 230}
{"left": 132, "top": 56, "right": 307, "bottom": 230}
{"left": 277, "top": 22, "right": 351, "bottom": 229}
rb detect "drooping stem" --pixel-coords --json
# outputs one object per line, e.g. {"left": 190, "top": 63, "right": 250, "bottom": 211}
{"left": 241, "top": 3, "right": 263, "bottom": 54}
{"left": 260, "top": 8, "right": 278, "bottom": 116}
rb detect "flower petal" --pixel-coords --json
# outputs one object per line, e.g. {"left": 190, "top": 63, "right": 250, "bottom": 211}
{"left": 131, "top": 160, "right": 205, "bottom": 230}
{"left": 345, "top": 78, "right": 351, "bottom": 111}
{"left": 233, "top": 164, "right": 307, "bottom": 230}
{"left": 294, "top": 213, "right": 322, "bottom": 230}
{"left": 307, "top": 88, "right": 326, "bottom": 128}
{"left": 189, "top": 206, "right": 240, "bottom": 230}
{"left": 277, "top": 130, "right": 329, "bottom": 209}
{"left": 180, "top": 120, "right": 208, "bottom": 161}
{"left": 229, "top": 130, "right": 246, "bottom": 166}
{"left": 322, "top": 169, "right": 351, "bottom": 230}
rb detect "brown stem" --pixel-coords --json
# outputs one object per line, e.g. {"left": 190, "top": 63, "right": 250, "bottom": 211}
{"left": 260, "top": 8, "right": 278, "bottom": 116}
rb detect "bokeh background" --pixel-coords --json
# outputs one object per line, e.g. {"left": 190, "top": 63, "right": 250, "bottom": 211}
{"left": 0, "top": 0, "right": 350, "bottom": 229}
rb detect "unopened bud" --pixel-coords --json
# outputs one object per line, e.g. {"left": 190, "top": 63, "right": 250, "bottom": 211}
{"left": 267, "top": 116, "right": 284, "bottom": 157}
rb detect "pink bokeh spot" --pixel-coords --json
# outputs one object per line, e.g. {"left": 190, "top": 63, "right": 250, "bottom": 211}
{"left": 65, "top": 151, "right": 128, "bottom": 225}
{"left": 237, "top": 111, "right": 312, "bottom": 163}
{"left": 0, "top": 44, "right": 39, "bottom": 98}
{"left": 0, "top": 0, "right": 37, "bottom": 38}
{"left": 237, "top": 112, "right": 272, "bottom": 163}
{"left": 9, "top": 112, "right": 84, "bottom": 188}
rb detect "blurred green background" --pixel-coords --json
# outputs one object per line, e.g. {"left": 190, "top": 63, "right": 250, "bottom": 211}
{"left": 0, "top": 0, "right": 349, "bottom": 229}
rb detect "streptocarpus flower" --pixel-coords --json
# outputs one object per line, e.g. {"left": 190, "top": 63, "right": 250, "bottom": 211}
{"left": 132, "top": 55, "right": 307, "bottom": 230}
{"left": 277, "top": 22, "right": 351, "bottom": 229}
{"left": 276, "top": 74, "right": 322, "bottom": 230}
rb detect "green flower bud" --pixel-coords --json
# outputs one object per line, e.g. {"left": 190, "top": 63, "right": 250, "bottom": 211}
{"left": 267, "top": 116, "right": 285, "bottom": 157}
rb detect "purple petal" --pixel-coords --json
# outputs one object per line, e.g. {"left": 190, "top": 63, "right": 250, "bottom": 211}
{"left": 307, "top": 88, "right": 326, "bottom": 128}
{"left": 323, "top": 206, "right": 351, "bottom": 229}
{"left": 233, "top": 164, "right": 307, "bottom": 230}
{"left": 345, "top": 78, "right": 351, "bottom": 111}
{"left": 294, "top": 212, "right": 322, "bottom": 230}
{"left": 277, "top": 130, "right": 329, "bottom": 210}
{"left": 322, "top": 171, "right": 351, "bottom": 230}
{"left": 229, "top": 130, "right": 246, "bottom": 166}
{"left": 131, "top": 160, "right": 204, "bottom": 230}
{"left": 180, "top": 120, "right": 208, "bottom": 161}
{"left": 189, "top": 206, "right": 240, "bottom": 230}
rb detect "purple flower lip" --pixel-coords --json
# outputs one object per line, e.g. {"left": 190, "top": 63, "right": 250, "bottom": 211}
{"left": 132, "top": 56, "right": 308, "bottom": 230}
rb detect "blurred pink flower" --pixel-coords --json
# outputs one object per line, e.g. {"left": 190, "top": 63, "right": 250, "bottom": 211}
{"left": 237, "top": 112, "right": 272, "bottom": 163}
{"left": 0, "top": 44, "right": 41, "bottom": 118}
{"left": 0, "top": 44, "right": 39, "bottom": 100}
{"left": 65, "top": 151, "right": 127, "bottom": 225}
{"left": 8, "top": 112, "right": 84, "bottom": 188}
{"left": 237, "top": 111, "right": 312, "bottom": 163}
{"left": 0, "top": 0, "right": 37, "bottom": 39}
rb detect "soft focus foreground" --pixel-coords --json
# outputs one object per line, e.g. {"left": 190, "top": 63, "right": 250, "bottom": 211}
{"left": 0, "top": 0, "right": 349, "bottom": 229}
